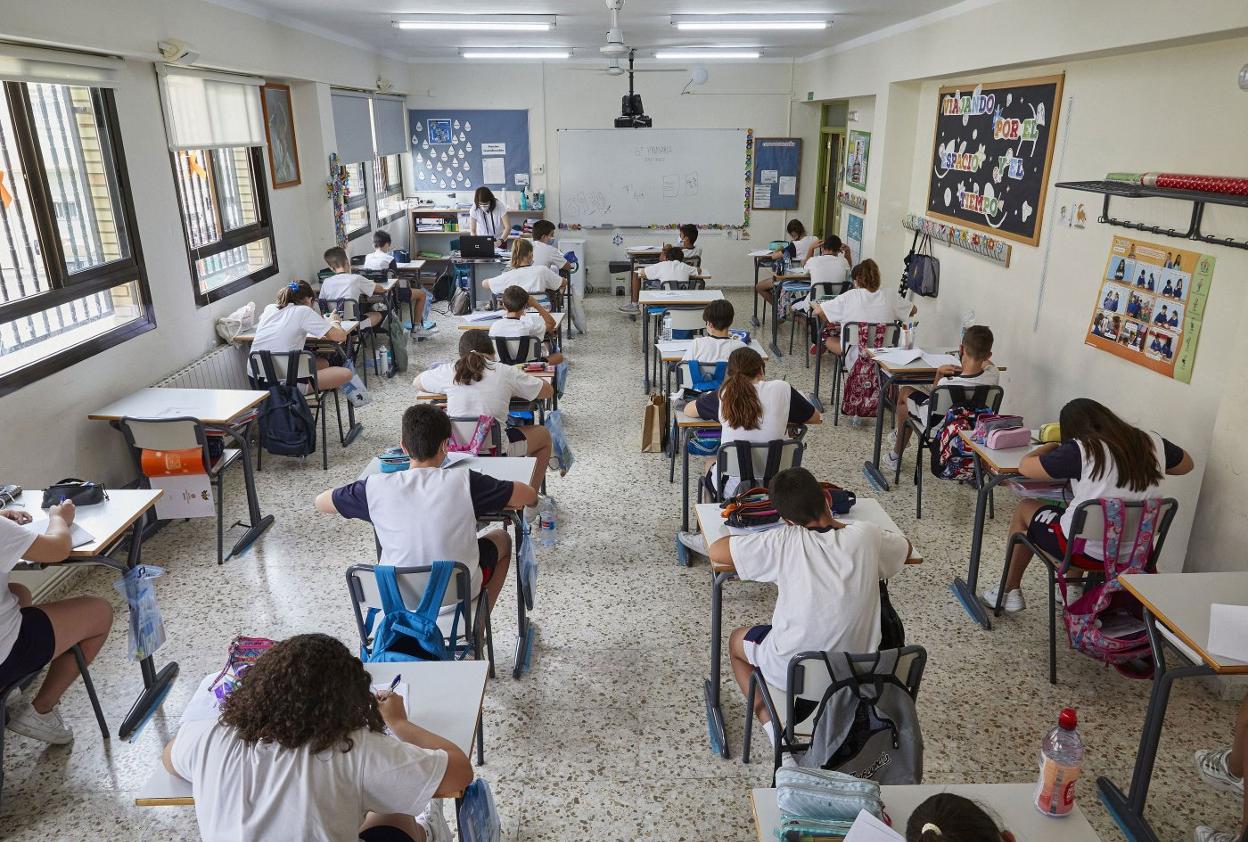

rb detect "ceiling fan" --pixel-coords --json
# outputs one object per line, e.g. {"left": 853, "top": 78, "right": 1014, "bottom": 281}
{"left": 577, "top": 0, "right": 687, "bottom": 76}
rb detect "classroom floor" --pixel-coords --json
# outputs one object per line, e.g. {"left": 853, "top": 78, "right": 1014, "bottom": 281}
{"left": 1, "top": 290, "right": 1239, "bottom": 842}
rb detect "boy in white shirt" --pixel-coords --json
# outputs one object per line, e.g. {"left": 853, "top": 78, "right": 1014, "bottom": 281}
{"left": 804, "top": 236, "right": 852, "bottom": 291}
{"left": 363, "top": 232, "right": 437, "bottom": 336}
{"left": 681, "top": 299, "right": 745, "bottom": 365}
{"left": 678, "top": 224, "right": 702, "bottom": 262}
{"left": 362, "top": 230, "right": 395, "bottom": 271}
{"left": 620, "top": 244, "right": 694, "bottom": 313}
{"left": 530, "top": 220, "right": 571, "bottom": 273}
{"left": 489, "top": 284, "right": 564, "bottom": 365}
{"left": 319, "top": 246, "right": 390, "bottom": 331}
{"left": 887, "top": 325, "right": 999, "bottom": 470}
{"left": 709, "top": 467, "right": 911, "bottom": 748}
{"left": 484, "top": 239, "right": 563, "bottom": 299}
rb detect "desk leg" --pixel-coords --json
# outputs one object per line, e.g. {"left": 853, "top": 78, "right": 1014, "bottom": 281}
{"left": 811, "top": 321, "right": 825, "bottom": 412}
{"left": 468, "top": 264, "right": 478, "bottom": 311}
{"left": 769, "top": 294, "right": 784, "bottom": 359}
{"left": 751, "top": 260, "right": 761, "bottom": 327}
{"left": 341, "top": 393, "right": 364, "bottom": 447}
{"left": 681, "top": 429, "right": 692, "bottom": 534}
{"left": 222, "top": 424, "right": 276, "bottom": 559}
{"left": 862, "top": 367, "right": 891, "bottom": 491}
{"left": 703, "top": 570, "right": 733, "bottom": 758}
{"left": 117, "top": 519, "right": 179, "bottom": 740}
{"left": 511, "top": 512, "right": 536, "bottom": 679}
{"left": 950, "top": 460, "right": 1008, "bottom": 629}
{"left": 642, "top": 306, "right": 652, "bottom": 393}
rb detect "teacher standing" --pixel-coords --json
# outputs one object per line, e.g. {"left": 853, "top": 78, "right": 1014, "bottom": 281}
{"left": 470, "top": 187, "right": 508, "bottom": 247}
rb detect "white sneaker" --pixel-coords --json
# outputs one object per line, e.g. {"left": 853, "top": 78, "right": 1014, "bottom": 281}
{"left": 6, "top": 702, "right": 73, "bottom": 744}
{"left": 1195, "top": 827, "right": 1241, "bottom": 842}
{"left": 678, "top": 531, "right": 708, "bottom": 556}
{"left": 884, "top": 451, "right": 901, "bottom": 471}
{"left": 617, "top": 301, "right": 639, "bottom": 314}
{"left": 887, "top": 430, "right": 898, "bottom": 452}
{"left": 1195, "top": 748, "right": 1244, "bottom": 796}
{"left": 415, "top": 800, "right": 453, "bottom": 842}
{"left": 980, "top": 585, "right": 1026, "bottom": 613}
{"left": 780, "top": 751, "right": 799, "bottom": 768}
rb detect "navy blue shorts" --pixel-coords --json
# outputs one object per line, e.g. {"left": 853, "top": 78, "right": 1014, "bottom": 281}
{"left": 0, "top": 607, "right": 55, "bottom": 688}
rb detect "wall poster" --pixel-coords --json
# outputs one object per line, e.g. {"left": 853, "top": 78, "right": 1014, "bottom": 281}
{"left": 845, "top": 130, "right": 870, "bottom": 191}
{"left": 1085, "top": 235, "right": 1215, "bottom": 384}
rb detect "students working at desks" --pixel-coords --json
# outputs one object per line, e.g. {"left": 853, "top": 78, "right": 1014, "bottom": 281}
{"left": 0, "top": 501, "right": 112, "bottom": 745}
{"left": 490, "top": 285, "right": 564, "bottom": 366}
{"left": 706, "top": 467, "right": 911, "bottom": 750}
{"left": 618, "top": 244, "right": 694, "bottom": 314}
{"left": 252, "top": 280, "right": 354, "bottom": 390}
{"left": 803, "top": 236, "right": 853, "bottom": 290}
{"left": 982, "top": 398, "right": 1193, "bottom": 614}
{"left": 817, "top": 259, "right": 917, "bottom": 356}
{"left": 416, "top": 331, "right": 555, "bottom": 492}
{"left": 469, "top": 186, "right": 507, "bottom": 246}
{"left": 681, "top": 300, "right": 745, "bottom": 364}
{"left": 755, "top": 219, "right": 821, "bottom": 309}
{"left": 315, "top": 404, "right": 537, "bottom": 612}
{"left": 678, "top": 224, "right": 701, "bottom": 262}
{"left": 530, "top": 220, "right": 571, "bottom": 274}
{"left": 366, "top": 231, "right": 438, "bottom": 335}
{"left": 163, "top": 633, "right": 471, "bottom": 842}
{"left": 484, "top": 239, "right": 563, "bottom": 299}
{"left": 1196, "top": 694, "right": 1248, "bottom": 842}
{"left": 886, "top": 325, "right": 999, "bottom": 470}
{"left": 321, "top": 246, "right": 406, "bottom": 334}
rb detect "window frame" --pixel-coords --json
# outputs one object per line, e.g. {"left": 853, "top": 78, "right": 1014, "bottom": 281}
{"left": 170, "top": 145, "right": 278, "bottom": 306}
{"left": 344, "top": 161, "right": 371, "bottom": 241}
{"left": 0, "top": 81, "right": 155, "bottom": 398}
{"left": 374, "top": 153, "right": 405, "bottom": 226}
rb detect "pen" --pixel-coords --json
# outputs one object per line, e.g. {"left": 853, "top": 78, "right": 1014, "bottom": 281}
{"left": 388, "top": 673, "right": 401, "bottom": 692}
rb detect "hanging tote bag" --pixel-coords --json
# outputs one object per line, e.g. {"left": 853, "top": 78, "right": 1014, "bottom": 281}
{"left": 903, "top": 231, "right": 940, "bottom": 297}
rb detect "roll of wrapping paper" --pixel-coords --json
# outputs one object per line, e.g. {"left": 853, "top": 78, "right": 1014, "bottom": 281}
{"left": 140, "top": 448, "right": 207, "bottom": 477}
{"left": 1104, "top": 171, "right": 1248, "bottom": 195}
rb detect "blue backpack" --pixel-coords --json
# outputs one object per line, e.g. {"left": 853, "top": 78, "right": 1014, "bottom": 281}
{"left": 361, "top": 563, "right": 460, "bottom": 663}
{"left": 251, "top": 353, "right": 317, "bottom": 458}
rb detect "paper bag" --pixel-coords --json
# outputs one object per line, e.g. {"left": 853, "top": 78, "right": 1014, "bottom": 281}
{"left": 641, "top": 395, "right": 665, "bottom": 453}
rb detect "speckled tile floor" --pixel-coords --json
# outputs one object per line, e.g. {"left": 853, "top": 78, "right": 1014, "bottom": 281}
{"left": 1, "top": 290, "right": 1238, "bottom": 841}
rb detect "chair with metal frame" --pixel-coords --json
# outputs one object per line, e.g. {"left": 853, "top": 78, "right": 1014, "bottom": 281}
{"left": 798, "top": 280, "right": 851, "bottom": 368}
{"left": 492, "top": 335, "right": 543, "bottom": 366}
{"left": 992, "top": 497, "right": 1179, "bottom": 684}
{"left": 448, "top": 415, "right": 506, "bottom": 457}
{"left": 903, "top": 383, "right": 1005, "bottom": 518}
{"left": 248, "top": 349, "right": 349, "bottom": 472}
{"left": 667, "top": 360, "right": 727, "bottom": 484}
{"left": 828, "top": 321, "right": 903, "bottom": 426}
{"left": 703, "top": 437, "right": 806, "bottom": 503}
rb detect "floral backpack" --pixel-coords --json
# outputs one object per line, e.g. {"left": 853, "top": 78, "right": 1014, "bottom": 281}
{"left": 1060, "top": 498, "right": 1162, "bottom": 678}
{"left": 932, "top": 406, "right": 994, "bottom": 480}
{"left": 840, "top": 324, "right": 888, "bottom": 418}
{"left": 448, "top": 415, "right": 499, "bottom": 455}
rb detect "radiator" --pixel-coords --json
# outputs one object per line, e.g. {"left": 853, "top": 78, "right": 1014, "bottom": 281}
{"left": 156, "top": 343, "right": 251, "bottom": 391}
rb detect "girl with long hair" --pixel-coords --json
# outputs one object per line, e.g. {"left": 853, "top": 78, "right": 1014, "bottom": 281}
{"left": 757, "top": 218, "right": 821, "bottom": 307}
{"left": 251, "top": 280, "right": 353, "bottom": 389}
{"left": 484, "top": 238, "right": 564, "bottom": 299}
{"left": 416, "top": 330, "right": 555, "bottom": 490}
{"left": 906, "top": 793, "right": 1016, "bottom": 842}
{"left": 984, "top": 398, "right": 1192, "bottom": 613}
{"left": 163, "top": 633, "right": 472, "bottom": 842}
{"left": 469, "top": 186, "right": 506, "bottom": 245}
{"left": 818, "top": 258, "right": 917, "bottom": 356}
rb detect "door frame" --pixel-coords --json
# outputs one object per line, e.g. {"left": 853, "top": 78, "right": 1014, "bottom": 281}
{"left": 812, "top": 103, "right": 847, "bottom": 240}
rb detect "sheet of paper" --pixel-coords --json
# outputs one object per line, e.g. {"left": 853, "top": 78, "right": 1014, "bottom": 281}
{"left": 396, "top": 261, "right": 425, "bottom": 270}
{"left": 920, "top": 352, "right": 962, "bottom": 368}
{"left": 748, "top": 249, "right": 773, "bottom": 257}
{"left": 844, "top": 810, "right": 905, "bottom": 842}
{"left": 513, "top": 172, "right": 530, "bottom": 186}
{"left": 760, "top": 169, "right": 778, "bottom": 184}
{"left": 182, "top": 672, "right": 225, "bottom": 723}
{"left": 441, "top": 451, "right": 475, "bottom": 468}
{"left": 482, "top": 157, "right": 505, "bottom": 185}
{"left": 462, "top": 310, "right": 504, "bottom": 322}
{"left": 480, "top": 143, "right": 505, "bottom": 155}
{"left": 1208, "top": 603, "right": 1248, "bottom": 663}
{"left": 371, "top": 682, "right": 412, "bottom": 735}
{"left": 22, "top": 511, "right": 94, "bottom": 548}
{"left": 870, "top": 348, "right": 925, "bottom": 366}
{"left": 778, "top": 176, "right": 797, "bottom": 196}
{"left": 754, "top": 184, "right": 772, "bottom": 208}
{"left": 150, "top": 474, "right": 216, "bottom": 519}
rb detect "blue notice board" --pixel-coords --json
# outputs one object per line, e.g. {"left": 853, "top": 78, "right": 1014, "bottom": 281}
{"left": 752, "top": 137, "right": 802, "bottom": 211}
{"left": 408, "top": 109, "right": 530, "bottom": 193}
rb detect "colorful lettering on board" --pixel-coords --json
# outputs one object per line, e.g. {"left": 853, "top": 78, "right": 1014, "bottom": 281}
{"left": 959, "top": 189, "right": 1005, "bottom": 217}
{"left": 942, "top": 89, "right": 997, "bottom": 117}
{"left": 939, "top": 148, "right": 987, "bottom": 173}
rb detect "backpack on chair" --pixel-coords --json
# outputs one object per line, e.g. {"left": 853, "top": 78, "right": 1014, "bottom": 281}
{"left": 931, "top": 406, "right": 993, "bottom": 481}
{"left": 252, "top": 354, "right": 317, "bottom": 458}
{"left": 361, "top": 563, "right": 460, "bottom": 663}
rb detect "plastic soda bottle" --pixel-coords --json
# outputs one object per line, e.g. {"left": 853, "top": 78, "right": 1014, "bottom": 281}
{"left": 1035, "top": 707, "right": 1084, "bottom": 816}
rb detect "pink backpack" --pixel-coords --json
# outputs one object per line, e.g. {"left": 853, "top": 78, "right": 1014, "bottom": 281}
{"left": 449, "top": 415, "right": 499, "bottom": 455}
{"left": 840, "top": 324, "right": 888, "bottom": 418}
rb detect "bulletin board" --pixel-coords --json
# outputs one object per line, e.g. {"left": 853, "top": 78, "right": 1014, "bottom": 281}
{"left": 925, "top": 74, "right": 1064, "bottom": 246}
{"left": 407, "top": 109, "right": 530, "bottom": 192}
{"left": 752, "top": 137, "right": 801, "bottom": 210}
{"left": 1085, "top": 235, "right": 1215, "bottom": 384}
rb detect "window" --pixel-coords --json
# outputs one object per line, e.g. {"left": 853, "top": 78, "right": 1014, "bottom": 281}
{"left": 0, "top": 80, "right": 153, "bottom": 395}
{"left": 374, "top": 153, "right": 405, "bottom": 226}
{"left": 344, "top": 161, "right": 370, "bottom": 239}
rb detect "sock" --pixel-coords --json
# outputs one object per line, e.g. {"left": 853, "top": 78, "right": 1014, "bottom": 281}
{"left": 762, "top": 720, "right": 776, "bottom": 747}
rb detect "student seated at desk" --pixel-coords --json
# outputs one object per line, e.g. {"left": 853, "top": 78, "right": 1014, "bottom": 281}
{"left": 678, "top": 223, "right": 702, "bottom": 262}
{"left": 316, "top": 404, "right": 536, "bottom": 612}
{"left": 416, "top": 331, "right": 555, "bottom": 492}
{"left": 907, "top": 792, "right": 1017, "bottom": 842}
{"left": 886, "top": 325, "right": 998, "bottom": 470}
{"left": 619, "top": 244, "right": 693, "bottom": 314}
{"left": 363, "top": 230, "right": 396, "bottom": 272}
{"left": 680, "top": 299, "right": 745, "bottom": 364}
{"left": 804, "top": 236, "right": 852, "bottom": 291}
{"left": 253, "top": 281, "right": 354, "bottom": 390}
{"left": 490, "top": 285, "right": 564, "bottom": 366}
{"left": 1195, "top": 692, "right": 1248, "bottom": 842}
{"left": 0, "top": 501, "right": 112, "bottom": 745}
{"left": 164, "top": 633, "right": 471, "bottom": 842}
{"left": 817, "top": 259, "right": 917, "bottom": 356}
{"left": 983, "top": 398, "right": 1193, "bottom": 614}
{"left": 484, "top": 239, "right": 563, "bottom": 300}
{"left": 530, "top": 220, "right": 571, "bottom": 274}
{"left": 321, "top": 246, "right": 401, "bottom": 333}
{"left": 707, "top": 467, "right": 911, "bottom": 749}
{"left": 756, "top": 219, "right": 821, "bottom": 309}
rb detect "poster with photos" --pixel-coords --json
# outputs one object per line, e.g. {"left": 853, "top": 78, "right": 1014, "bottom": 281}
{"left": 1085, "top": 235, "right": 1215, "bottom": 383}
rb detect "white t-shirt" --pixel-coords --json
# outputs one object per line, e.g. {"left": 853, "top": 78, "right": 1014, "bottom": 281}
{"left": 732, "top": 520, "right": 910, "bottom": 689}
{"left": 531, "top": 240, "right": 566, "bottom": 272}
{"left": 642, "top": 260, "right": 695, "bottom": 285}
{"left": 819, "top": 287, "right": 913, "bottom": 327}
{"left": 470, "top": 204, "right": 506, "bottom": 239}
{"left": 490, "top": 313, "right": 547, "bottom": 340}
{"left": 1063, "top": 434, "right": 1168, "bottom": 550}
{"left": 681, "top": 335, "right": 746, "bottom": 364}
{"left": 251, "top": 304, "right": 333, "bottom": 354}
{"left": 320, "top": 273, "right": 375, "bottom": 303}
{"left": 720, "top": 379, "right": 794, "bottom": 446}
{"left": 909, "top": 363, "right": 1001, "bottom": 424}
{"left": 805, "top": 253, "right": 851, "bottom": 290}
{"left": 0, "top": 517, "right": 37, "bottom": 663}
{"left": 486, "top": 265, "right": 562, "bottom": 296}
{"left": 418, "top": 360, "right": 544, "bottom": 424}
{"left": 682, "top": 243, "right": 702, "bottom": 260}
{"left": 170, "top": 719, "right": 446, "bottom": 842}
{"left": 362, "top": 251, "right": 393, "bottom": 271}
{"left": 790, "top": 235, "right": 820, "bottom": 264}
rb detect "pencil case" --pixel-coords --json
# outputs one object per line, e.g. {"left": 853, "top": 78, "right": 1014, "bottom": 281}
{"left": 378, "top": 447, "right": 410, "bottom": 473}
{"left": 776, "top": 767, "right": 883, "bottom": 822}
{"left": 985, "top": 426, "right": 1032, "bottom": 449}
{"left": 1038, "top": 422, "right": 1061, "bottom": 443}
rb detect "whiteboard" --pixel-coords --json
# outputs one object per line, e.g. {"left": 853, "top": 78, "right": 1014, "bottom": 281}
{"left": 557, "top": 129, "right": 749, "bottom": 228}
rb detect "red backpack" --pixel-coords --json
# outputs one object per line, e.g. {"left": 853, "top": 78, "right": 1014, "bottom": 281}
{"left": 931, "top": 406, "right": 991, "bottom": 480}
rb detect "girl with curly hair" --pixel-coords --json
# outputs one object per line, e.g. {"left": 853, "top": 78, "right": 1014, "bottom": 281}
{"left": 163, "top": 633, "right": 471, "bottom": 841}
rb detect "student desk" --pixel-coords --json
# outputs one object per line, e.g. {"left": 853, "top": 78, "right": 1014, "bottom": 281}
{"left": 747, "top": 250, "right": 775, "bottom": 327}
{"left": 637, "top": 289, "right": 725, "bottom": 394}
{"left": 750, "top": 784, "right": 1101, "bottom": 841}
{"left": 765, "top": 267, "right": 811, "bottom": 359}
{"left": 13, "top": 489, "right": 172, "bottom": 740}
{"left": 231, "top": 319, "right": 361, "bottom": 345}
{"left": 626, "top": 245, "right": 662, "bottom": 277}
{"left": 950, "top": 431, "right": 1040, "bottom": 630}
{"left": 1098, "top": 572, "right": 1248, "bottom": 842}
{"left": 696, "top": 501, "right": 921, "bottom": 759}
{"left": 451, "top": 253, "right": 507, "bottom": 311}
{"left": 391, "top": 260, "right": 429, "bottom": 328}
{"left": 135, "top": 660, "right": 490, "bottom": 807}
{"left": 458, "top": 311, "right": 566, "bottom": 333}
{"left": 358, "top": 456, "right": 539, "bottom": 680}
{"left": 415, "top": 366, "right": 558, "bottom": 415}
{"left": 89, "top": 388, "right": 275, "bottom": 559}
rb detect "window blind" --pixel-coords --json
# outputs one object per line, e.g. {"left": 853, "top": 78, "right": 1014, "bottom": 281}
{"left": 371, "top": 95, "right": 407, "bottom": 157}
{"left": 157, "top": 65, "right": 265, "bottom": 150}
{"left": 0, "top": 43, "right": 122, "bottom": 88}
{"left": 330, "top": 89, "right": 375, "bottom": 164}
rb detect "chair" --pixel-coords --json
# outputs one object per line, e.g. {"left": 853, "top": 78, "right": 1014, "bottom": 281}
{"left": 119, "top": 416, "right": 244, "bottom": 565}
{"left": 993, "top": 498, "right": 1178, "bottom": 684}
{"left": 492, "top": 335, "right": 542, "bottom": 366}
{"left": 829, "top": 321, "right": 902, "bottom": 426}
{"left": 799, "top": 281, "right": 850, "bottom": 369}
{"left": 1, "top": 646, "right": 109, "bottom": 806}
{"left": 665, "top": 306, "right": 705, "bottom": 341}
{"left": 448, "top": 415, "right": 505, "bottom": 456}
{"left": 248, "top": 350, "right": 347, "bottom": 472}
{"left": 345, "top": 563, "right": 492, "bottom": 763}
{"left": 704, "top": 438, "right": 806, "bottom": 502}
{"left": 661, "top": 278, "right": 706, "bottom": 291}
{"left": 318, "top": 296, "right": 376, "bottom": 386}
{"left": 668, "top": 360, "right": 727, "bottom": 483}
{"left": 903, "top": 384, "right": 1005, "bottom": 518}
{"left": 742, "top": 646, "right": 927, "bottom": 783}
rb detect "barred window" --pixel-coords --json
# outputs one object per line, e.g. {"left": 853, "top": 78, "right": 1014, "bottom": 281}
{"left": 344, "top": 161, "right": 370, "bottom": 239}
{"left": 374, "top": 153, "right": 404, "bottom": 225}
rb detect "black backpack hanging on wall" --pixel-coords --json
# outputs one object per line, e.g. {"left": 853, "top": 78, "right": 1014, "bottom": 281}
{"left": 902, "top": 230, "right": 940, "bottom": 298}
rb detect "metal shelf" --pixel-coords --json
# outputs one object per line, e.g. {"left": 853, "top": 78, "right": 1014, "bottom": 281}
{"left": 1055, "top": 180, "right": 1248, "bottom": 250}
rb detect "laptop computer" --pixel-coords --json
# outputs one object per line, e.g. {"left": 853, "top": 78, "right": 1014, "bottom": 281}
{"left": 458, "top": 235, "right": 495, "bottom": 259}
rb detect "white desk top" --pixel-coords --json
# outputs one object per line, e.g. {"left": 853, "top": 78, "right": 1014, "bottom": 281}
{"left": 458, "top": 312, "right": 566, "bottom": 331}
{"left": 656, "top": 338, "right": 769, "bottom": 362}
{"left": 695, "top": 499, "right": 922, "bottom": 566}
{"left": 751, "top": 784, "right": 1101, "bottom": 842}
{"left": 136, "top": 660, "right": 489, "bottom": 807}
{"left": 233, "top": 320, "right": 359, "bottom": 345}
{"left": 359, "top": 455, "right": 537, "bottom": 487}
{"left": 1121, "top": 572, "right": 1248, "bottom": 674}
{"left": 394, "top": 260, "right": 427, "bottom": 271}
{"left": 639, "top": 290, "right": 724, "bottom": 306}
{"left": 12, "top": 489, "right": 162, "bottom": 558}
{"left": 88, "top": 388, "right": 267, "bottom": 426}
{"left": 957, "top": 431, "right": 1037, "bottom": 475}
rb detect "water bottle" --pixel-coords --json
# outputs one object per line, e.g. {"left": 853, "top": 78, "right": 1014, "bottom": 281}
{"left": 537, "top": 497, "right": 557, "bottom": 547}
{"left": 1035, "top": 707, "right": 1084, "bottom": 816}
{"left": 662, "top": 313, "right": 672, "bottom": 341}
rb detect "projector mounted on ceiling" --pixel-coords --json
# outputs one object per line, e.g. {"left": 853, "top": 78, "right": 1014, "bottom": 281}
{"left": 614, "top": 50, "right": 651, "bottom": 128}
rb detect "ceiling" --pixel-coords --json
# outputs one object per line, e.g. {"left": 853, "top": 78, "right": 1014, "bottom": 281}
{"left": 221, "top": 0, "right": 966, "bottom": 63}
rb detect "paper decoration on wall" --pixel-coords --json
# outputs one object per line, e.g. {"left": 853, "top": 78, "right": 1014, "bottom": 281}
{"left": 457, "top": 149, "right": 465, "bottom": 159}
{"left": 415, "top": 121, "right": 423, "bottom": 132}
{"left": 417, "top": 170, "right": 425, "bottom": 181}
{"left": 453, "top": 119, "right": 460, "bottom": 130}
{"left": 464, "top": 121, "right": 472, "bottom": 131}
{"left": 846, "top": 130, "right": 870, "bottom": 191}
{"left": 325, "top": 152, "right": 349, "bottom": 247}
{"left": 440, "top": 151, "right": 448, "bottom": 161}
{"left": 456, "top": 172, "right": 464, "bottom": 183}
{"left": 902, "top": 213, "right": 1012, "bottom": 267}
{"left": 439, "top": 178, "right": 447, "bottom": 188}
{"left": 838, "top": 190, "right": 868, "bottom": 213}
{"left": 459, "top": 132, "right": 466, "bottom": 142}
{"left": 1085, "top": 235, "right": 1215, "bottom": 384}
{"left": 465, "top": 177, "right": 472, "bottom": 187}
{"left": 449, "top": 136, "right": 458, "bottom": 146}
{"left": 421, "top": 140, "right": 429, "bottom": 150}
{"left": 466, "top": 141, "right": 473, "bottom": 152}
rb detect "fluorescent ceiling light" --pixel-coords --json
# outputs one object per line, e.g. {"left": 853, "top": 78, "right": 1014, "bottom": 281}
{"left": 671, "top": 15, "right": 829, "bottom": 31}
{"left": 459, "top": 50, "right": 570, "bottom": 60}
{"left": 654, "top": 50, "right": 762, "bottom": 60}
{"left": 394, "top": 16, "right": 555, "bottom": 32}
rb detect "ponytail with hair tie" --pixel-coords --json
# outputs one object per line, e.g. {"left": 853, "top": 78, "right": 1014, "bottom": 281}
{"left": 453, "top": 330, "right": 495, "bottom": 385}
{"left": 278, "top": 279, "right": 315, "bottom": 309}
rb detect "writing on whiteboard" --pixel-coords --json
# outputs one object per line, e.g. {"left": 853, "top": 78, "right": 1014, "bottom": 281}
{"left": 567, "top": 191, "right": 613, "bottom": 219}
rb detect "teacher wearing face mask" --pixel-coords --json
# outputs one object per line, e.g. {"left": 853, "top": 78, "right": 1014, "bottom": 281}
{"left": 470, "top": 186, "right": 508, "bottom": 247}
